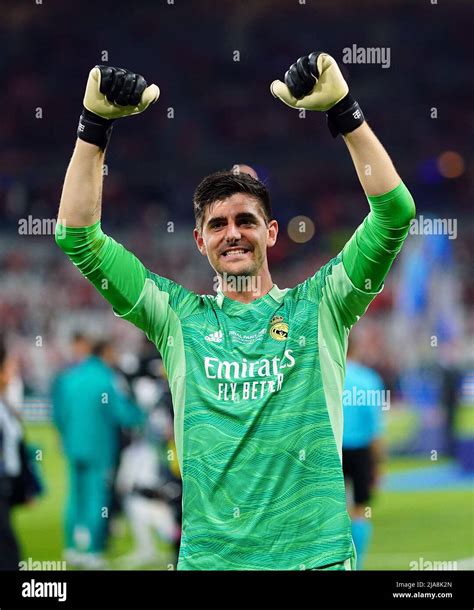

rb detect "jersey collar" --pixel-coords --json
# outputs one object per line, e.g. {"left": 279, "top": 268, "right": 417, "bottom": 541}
{"left": 215, "top": 283, "right": 287, "bottom": 311}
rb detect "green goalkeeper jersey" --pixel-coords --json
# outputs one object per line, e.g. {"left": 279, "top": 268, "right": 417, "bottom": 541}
{"left": 56, "top": 181, "right": 415, "bottom": 570}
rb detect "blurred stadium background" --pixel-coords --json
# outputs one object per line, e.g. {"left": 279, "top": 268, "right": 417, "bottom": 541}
{"left": 1, "top": 0, "right": 473, "bottom": 570}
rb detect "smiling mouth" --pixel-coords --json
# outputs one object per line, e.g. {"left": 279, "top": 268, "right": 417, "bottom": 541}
{"left": 221, "top": 248, "right": 251, "bottom": 258}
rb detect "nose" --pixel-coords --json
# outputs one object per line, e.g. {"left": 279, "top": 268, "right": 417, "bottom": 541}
{"left": 224, "top": 221, "right": 241, "bottom": 242}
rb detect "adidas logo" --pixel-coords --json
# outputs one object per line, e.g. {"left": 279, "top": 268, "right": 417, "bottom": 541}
{"left": 204, "top": 330, "right": 223, "bottom": 343}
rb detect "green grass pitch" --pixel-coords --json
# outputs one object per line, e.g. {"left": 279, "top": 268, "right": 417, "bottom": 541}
{"left": 13, "top": 423, "right": 474, "bottom": 570}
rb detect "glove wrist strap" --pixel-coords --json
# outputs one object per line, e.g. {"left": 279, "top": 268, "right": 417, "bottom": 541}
{"left": 77, "top": 109, "right": 115, "bottom": 151}
{"left": 326, "top": 93, "right": 365, "bottom": 138}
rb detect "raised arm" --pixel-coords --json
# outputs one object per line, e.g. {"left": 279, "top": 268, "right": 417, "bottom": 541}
{"left": 272, "top": 51, "right": 416, "bottom": 299}
{"left": 340, "top": 122, "right": 415, "bottom": 292}
{"left": 271, "top": 51, "right": 403, "bottom": 198}
{"left": 58, "top": 140, "right": 105, "bottom": 226}
{"left": 58, "top": 65, "right": 159, "bottom": 226}
{"left": 343, "top": 122, "right": 400, "bottom": 197}
{"left": 56, "top": 66, "right": 160, "bottom": 320}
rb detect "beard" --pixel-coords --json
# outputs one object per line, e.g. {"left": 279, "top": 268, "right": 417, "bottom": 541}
{"left": 214, "top": 249, "right": 263, "bottom": 279}
{"left": 211, "top": 248, "right": 266, "bottom": 294}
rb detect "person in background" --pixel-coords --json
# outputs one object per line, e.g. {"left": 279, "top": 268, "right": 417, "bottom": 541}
{"left": 0, "top": 338, "right": 23, "bottom": 570}
{"left": 115, "top": 404, "right": 181, "bottom": 568}
{"left": 116, "top": 344, "right": 182, "bottom": 568}
{"left": 52, "top": 338, "right": 144, "bottom": 569}
{"left": 342, "top": 337, "right": 385, "bottom": 570}
{"left": 51, "top": 331, "right": 93, "bottom": 416}
{"left": 0, "top": 337, "right": 42, "bottom": 569}
{"left": 4, "top": 351, "right": 24, "bottom": 415}
{"left": 438, "top": 342, "right": 463, "bottom": 457}
{"left": 69, "top": 332, "right": 93, "bottom": 364}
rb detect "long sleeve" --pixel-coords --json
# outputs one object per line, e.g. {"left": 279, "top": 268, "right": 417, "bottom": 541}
{"left": 342, "top": 181, "right": 416, "bottom": 293}
{"left": 55, "top": 221, "right": 148, "bottom": 316}
{"left": 55, "top": 221, "right": 202, "bottom": 343}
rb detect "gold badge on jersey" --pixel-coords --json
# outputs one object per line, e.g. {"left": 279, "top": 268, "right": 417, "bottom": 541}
{"left": 269, "top": 315, "right": 289, "bottom": 341}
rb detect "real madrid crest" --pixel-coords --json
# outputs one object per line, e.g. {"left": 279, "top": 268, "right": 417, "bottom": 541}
{"left": 269, "top": 315, "right": 288, "bottom": 341}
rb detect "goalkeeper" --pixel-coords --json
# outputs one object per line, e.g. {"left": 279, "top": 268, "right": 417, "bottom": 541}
{"left": 56, "top": 55, "right": 415, "bottom": 570}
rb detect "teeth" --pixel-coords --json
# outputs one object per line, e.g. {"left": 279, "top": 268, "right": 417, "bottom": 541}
{"left": 224, "top": 249, "right": 246, "bottom": 256}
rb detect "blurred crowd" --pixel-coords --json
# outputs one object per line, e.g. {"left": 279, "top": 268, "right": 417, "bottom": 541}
{"left": 1, "top": 331, "right": 182, "bottom": 569}
{"left": 0, "top": 0, "right": 472, "bottom": 568}
{"left": 0, "top": 0, "right": 472, "bottom": 223}
{"left": 0, "top": 0, "right": 472, "bottom": 360}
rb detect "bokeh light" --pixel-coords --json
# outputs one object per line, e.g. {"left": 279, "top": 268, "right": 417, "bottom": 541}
{"left": 287, "top": 215, "right": 315, "bottom": 243}
{"left": 437, "top": 151, "right": 465, "bottom": 179}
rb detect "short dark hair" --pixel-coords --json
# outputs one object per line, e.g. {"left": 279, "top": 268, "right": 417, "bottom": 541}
{"left": 92, "top": 339, "right": 113, "bottom": 357}
{"left": 72, "top": 331, "right": 88, "bottom": 343}
{"left": 193, "top": 171, "right": 272, "bottom": 232}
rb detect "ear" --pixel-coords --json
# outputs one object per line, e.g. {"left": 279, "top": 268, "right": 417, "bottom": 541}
{"left": 266, "top": 219, "right": 278, "bottom": 248}
{"left": 193, "top": 228, "right": 207, "bottom": 256}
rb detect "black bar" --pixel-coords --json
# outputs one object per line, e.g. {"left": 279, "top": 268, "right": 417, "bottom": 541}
{"left": 0, "top": 570, "right": 471, "bottom": 609}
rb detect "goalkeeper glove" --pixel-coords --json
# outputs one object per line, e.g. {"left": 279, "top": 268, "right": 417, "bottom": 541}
{"left": 270, "top": 52, "right": 365, "bottom": 137}
{"left": 77, "top": 65, "right": 160, "bottom": 151}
